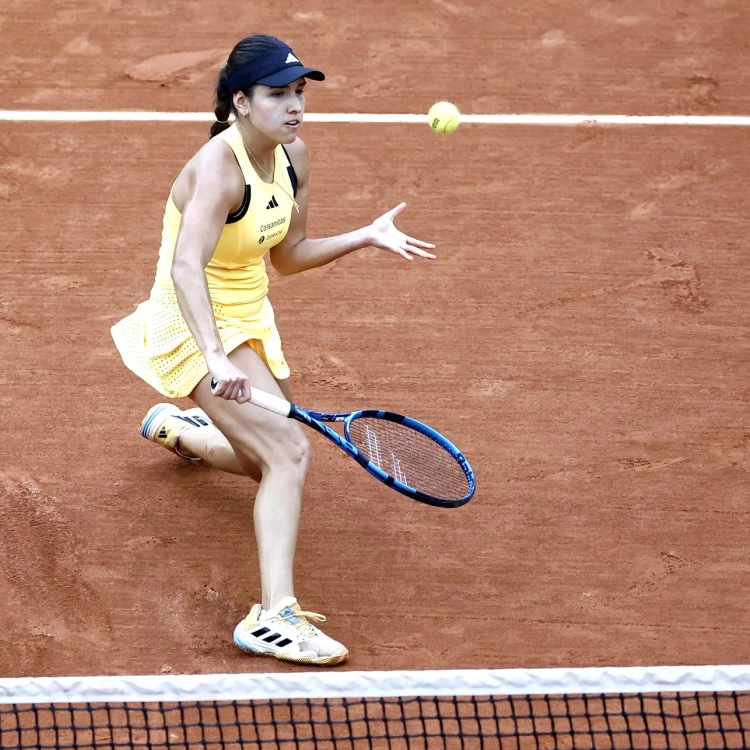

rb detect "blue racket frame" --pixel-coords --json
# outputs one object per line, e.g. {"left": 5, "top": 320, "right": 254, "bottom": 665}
{"left": 288, "top": 405, "right": 476, "bottom": 508}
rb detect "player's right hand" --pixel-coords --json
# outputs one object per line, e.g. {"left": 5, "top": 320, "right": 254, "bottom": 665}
{"left": 209, "top": 362, "right": 251, "bottom": 404}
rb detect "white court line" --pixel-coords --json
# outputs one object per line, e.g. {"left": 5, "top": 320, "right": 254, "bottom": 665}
{"left": 1, "top": 110, "right": 750, "bottom": 125}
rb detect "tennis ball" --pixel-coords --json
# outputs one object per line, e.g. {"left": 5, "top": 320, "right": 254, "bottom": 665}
{"left": 428, "top": 101, "right": 461, "bottom": 133}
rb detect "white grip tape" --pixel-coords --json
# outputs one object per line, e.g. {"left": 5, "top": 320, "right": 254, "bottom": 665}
{"left": 249, "top": 387, "right": 292, "bottom": 417}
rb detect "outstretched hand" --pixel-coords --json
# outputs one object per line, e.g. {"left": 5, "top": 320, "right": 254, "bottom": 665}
{"left": 367, "top": 203, "right": 436, "bottom": 261}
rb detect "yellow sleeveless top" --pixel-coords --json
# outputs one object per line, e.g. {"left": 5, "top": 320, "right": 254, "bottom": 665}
{"left": 111, "top": 123, "right": 296, "bottom": 398}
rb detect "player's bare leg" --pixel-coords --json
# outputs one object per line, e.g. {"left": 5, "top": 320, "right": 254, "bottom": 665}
{"left": 190, "top": 345, "right": 309, "bottom": 610}
{"left": 173, "top": 361, "right": 296, "bottom": 482}
{"left": 177, "top": 425, "right": 251, "bottom": 476}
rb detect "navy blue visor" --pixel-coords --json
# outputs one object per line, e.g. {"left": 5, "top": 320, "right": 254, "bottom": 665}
{"left": 226, "top": 47, "right": 325, "bottom": 93}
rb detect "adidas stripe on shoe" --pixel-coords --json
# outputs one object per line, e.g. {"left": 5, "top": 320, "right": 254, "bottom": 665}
{"left": 233, "top": 597, "right": 348, "bottom": 667}
{"left": 140, "top": 403, "right": 213, "bottom": 461}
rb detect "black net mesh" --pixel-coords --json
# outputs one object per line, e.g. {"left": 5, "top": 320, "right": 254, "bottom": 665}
{"left": 347, "top": 417, "right": 469, "bottom": 502}
{"left": 2, "top": 691, "right": 750, "bottom": 750}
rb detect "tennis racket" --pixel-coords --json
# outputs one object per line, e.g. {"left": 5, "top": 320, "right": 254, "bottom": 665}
{"left": 211, "top": 379, "right": 475, "bottom": 508}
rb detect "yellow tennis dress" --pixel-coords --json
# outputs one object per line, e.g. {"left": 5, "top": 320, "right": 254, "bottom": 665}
{"left": 111, "top": 123, "right": 296, "bottom": 398}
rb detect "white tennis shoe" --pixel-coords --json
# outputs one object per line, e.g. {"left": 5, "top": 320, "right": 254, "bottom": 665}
{"left": 140, "top": 403, "right": 213, "bottom": 461}
{"left": 233, "top": 597, "right": 348, "bottom": 666}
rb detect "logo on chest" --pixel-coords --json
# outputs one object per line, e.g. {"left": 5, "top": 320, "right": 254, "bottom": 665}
{"left": 258, "top": 215, "right": 287, "bottom": 245}
{"left": 260, "top": 216, "right": 287, "bottom": 234}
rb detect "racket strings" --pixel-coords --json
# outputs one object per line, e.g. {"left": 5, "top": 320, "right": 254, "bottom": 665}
{"left": 347, "top": 418, "right": 469, "bottom": 501}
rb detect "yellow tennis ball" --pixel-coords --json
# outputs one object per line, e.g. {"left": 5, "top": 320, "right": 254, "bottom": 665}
{"left": 428, "top": 101, "right": 461, "bottom": 133}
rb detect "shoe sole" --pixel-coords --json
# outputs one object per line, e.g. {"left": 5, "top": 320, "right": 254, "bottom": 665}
{"left": 141, "top": 403, "right": 180, "bottom": 441}
{"left": 234, "top": 637, "right": 348, "bottom": 667}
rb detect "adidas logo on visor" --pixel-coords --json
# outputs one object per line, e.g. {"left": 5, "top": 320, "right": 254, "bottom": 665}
{"left": 285, "top": 53, "right": 299, "bottom": 64}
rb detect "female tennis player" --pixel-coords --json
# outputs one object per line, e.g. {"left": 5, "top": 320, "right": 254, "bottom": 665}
{"left": 111, "top": 34, "right": 435, "bottom": 666}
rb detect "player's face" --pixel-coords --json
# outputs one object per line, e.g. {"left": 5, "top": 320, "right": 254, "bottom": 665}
{"left": 249, "top": 78, "right": 306, "bottom": 144}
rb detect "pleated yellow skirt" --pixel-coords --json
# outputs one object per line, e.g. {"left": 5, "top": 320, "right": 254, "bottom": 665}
{"left": 111, "top": 290, "right": 289, "bottom": 399}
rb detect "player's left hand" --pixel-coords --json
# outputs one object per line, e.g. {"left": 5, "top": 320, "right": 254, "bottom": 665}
{"left": 367, "top": 203, "right": 437, "bottom": 260}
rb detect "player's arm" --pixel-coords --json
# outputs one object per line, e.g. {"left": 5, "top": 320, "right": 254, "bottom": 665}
{"left": 269, "top": 139, "right": 436, "bottom": 276}
{"left": 170, "top": 142, "right": 251, "bottom": 401}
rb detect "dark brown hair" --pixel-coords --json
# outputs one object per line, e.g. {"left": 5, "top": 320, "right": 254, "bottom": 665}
{"left": 209, "top": 35, "right": 287, "bottom": 139}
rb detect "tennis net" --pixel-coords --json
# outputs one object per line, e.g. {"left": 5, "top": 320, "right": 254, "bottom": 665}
{"left": 1, "top": 665, "right": 749, "bottom": 749}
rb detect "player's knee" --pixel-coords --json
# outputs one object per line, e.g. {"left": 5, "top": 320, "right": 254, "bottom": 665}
{"left": 250, "top": 423, "right": 311, "bottom": 477}
{"left": 226, "top": 419, "right": 310, "bottom": 478}
{"left": 275, "top": 431, "right": 311, "bottom": 475}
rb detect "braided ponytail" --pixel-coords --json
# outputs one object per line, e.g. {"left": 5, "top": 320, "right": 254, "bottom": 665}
{"left": 208, "top": 34, "right": 287, "bottom": 139}
{"left": 209, "top": 68, "right": 233, "bottom": 139}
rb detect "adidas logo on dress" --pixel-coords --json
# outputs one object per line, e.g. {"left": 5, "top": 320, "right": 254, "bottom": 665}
{"left": 266, "top": 195, "right": 279, "bottom": 209}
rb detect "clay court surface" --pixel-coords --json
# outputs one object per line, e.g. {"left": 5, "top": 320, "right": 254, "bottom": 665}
{"left": 1, "top": 0, "right": 749, "bottom": 677}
